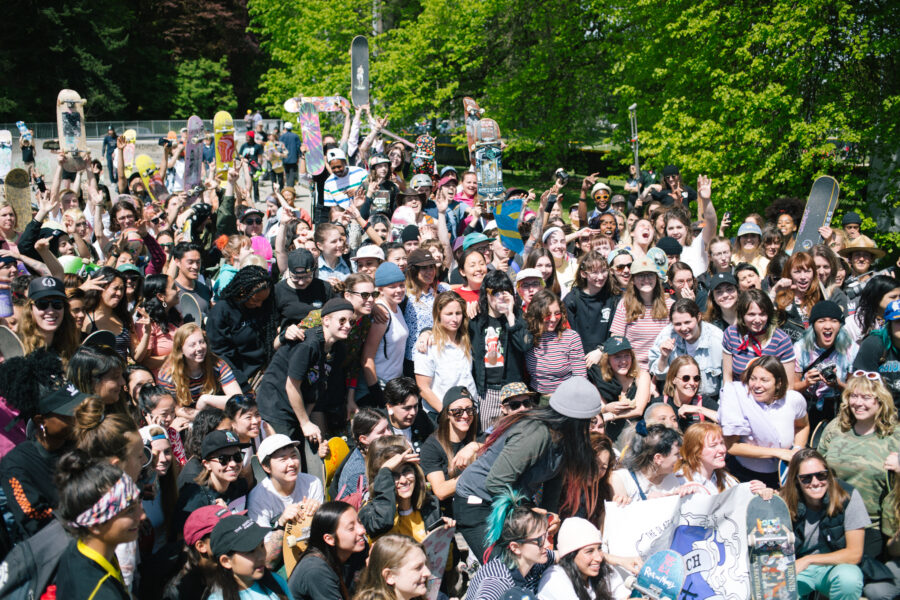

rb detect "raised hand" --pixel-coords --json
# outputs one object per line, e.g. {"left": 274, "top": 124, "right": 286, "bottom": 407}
{"left": 581, "top": 172, "right": 600, "bottom": 193}
{"left": 697, "top": 174, "right": 712, "bottom": 201}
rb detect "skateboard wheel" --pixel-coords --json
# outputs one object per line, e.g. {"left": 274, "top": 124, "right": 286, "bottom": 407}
{"left": 286, "top": 535, "right": 298, "bottom": 547}
{"left": 623, "top": 575, "right": 636, "bottom": 589}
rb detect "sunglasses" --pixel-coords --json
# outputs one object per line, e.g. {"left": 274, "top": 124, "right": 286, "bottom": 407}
{"left": 680, "top": 375, "right": 701, "bottom": 383}
{"left": 391, "top": 465, "right": 416, "bottom": 480}
{"left": 347, "top": 290, "right": 381, "bottom": 301}
{"left": 516, "top": 533, "right": 547, "bottom": 547}
{"left": 613, "top": 262, "right": 633, "bottom": 272}
{"left": 35, "top": 299, "right": 65, "bottom": 311}
{"left": 502, "top": 398, "right": 534, "bottom": 411}
{"left": 150, "top": 216, "right": 162, "bottom": 225}
{"left": 160, "top": 243, "right": 174, "bottom": 249}
{"left": 447, "top": 407, "right": 476, "bottom": 418}
{"left": 209, "top": 452, "right": 243, "bottom": 465}
{"left": 797, "top": 470, "right": 829, "bottom": 486}
{"left": 852, "top": 370, "right": 882, "bottom": 383}
{"left": 543, "top": 311, "right": 563, "bottom": 321}
{"left": 244, "top": 218, "right": 263, "bottom": 225}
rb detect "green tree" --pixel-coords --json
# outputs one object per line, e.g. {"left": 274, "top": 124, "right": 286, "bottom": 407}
{"left": 171, "top": 57, "right": 238, "bottom": 118}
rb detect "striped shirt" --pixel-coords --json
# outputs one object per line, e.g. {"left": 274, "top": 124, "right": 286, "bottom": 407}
{"left": 525, "top": 330, "right": 586, "bottom": 394}
{"left": 722, "top": 325, "right": 795, "bottom": 380}
{"left": 157, "top": 358, "right": 236, "bottom": 406}
{"left": 608, "top": 297, "right": 675, "bottom": 369}
{"left": 468, "top": 552, "right": 555, "bottom": 600}
{"left": 323, "top": 166, "right": 368, "bottom": 206}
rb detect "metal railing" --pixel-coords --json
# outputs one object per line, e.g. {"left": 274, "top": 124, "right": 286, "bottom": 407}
{"left": 0, "top": 119, "right": 287, "bottom": 141}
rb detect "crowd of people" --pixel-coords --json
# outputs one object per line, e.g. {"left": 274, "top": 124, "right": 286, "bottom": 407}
{"left": 0, "top": 108, "right": 899, "bottom": 600}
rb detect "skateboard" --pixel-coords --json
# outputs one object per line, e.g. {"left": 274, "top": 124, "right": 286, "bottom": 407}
{"left": 178, "top": 293, "right": 202, "bottom": 324}
{"left": 809, "top": 419, "right": 827, "bottom": 450}
{"left": 350, "top": 36, "right": 369, "bottom": 107}
{"left": 462, "top": 97, "right": 483, "bottom": 168}
{"left": 283, "top": 512, "right": 315, "bottom": 578}
{"left": 412, "top": 134, "right": 435, "bottom": 176}
{"left": 0, "top": 326, "right": 24, "bottom": 362}
{"left": 265, "top": 140, "right": 284, "bottom": 175}
{"left": 746, "top": 495, "right": 798, "bottom": 600}
{"left": 3, "top": 169, "right": 31, "bottom": 229}
{"left": 15, "top": 122, "right": 31, "bottom": 143}
{"left": 214, "top": 111, "right": 236, "bottom": 184}
{"left": 299, "top": 103, "right": 325, "bottom": 176}
{"left": 56, "top": 89, "right": 88, "bottom": 172}
{"left": 625, "top": 549, "right": 686, "bottom": 600}
{"left": 122, "top": 129, "right": 137, "bottom": 176}
{"left": 381, "top": 128, "right": 416, "bottom": 149}
{"left": 184, "top": 116, "right": 204, "bottom": 197}
{"left": 422, "top": 524, "right": 455, "bottom": 600}
{"left": 793, "top": 176, "right": 840, "bottom": 253}
{"left": 474, "top": 119, "right": 504, "bottom": 210}
{"left": 284, "top": 96, "right": 350, "bottom": 113}
{"left": 324, "top": 437, "right": 350, "bottom": 487}
{"left": 134, "top": 155, "right": 159, "bottom": 202}
{"left": 0, "top": 131, "right": 11, "bottom": 180}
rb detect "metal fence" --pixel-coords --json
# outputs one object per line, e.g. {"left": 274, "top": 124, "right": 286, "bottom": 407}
{"left": 0, "top": 119, "right": 287, "bottom": 141}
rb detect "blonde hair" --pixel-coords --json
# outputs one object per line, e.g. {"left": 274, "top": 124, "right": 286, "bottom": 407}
{"left": 838, "top": 375, "right": 896, "bottom": 437}
{"left": 354, "top": 535, "right": 426, "bottom": 600}
{"left": 161, "top": 323, "right": 220, "bottom": 407}
{"left": 0, "top": 200, "right": 19, "bottom": 230}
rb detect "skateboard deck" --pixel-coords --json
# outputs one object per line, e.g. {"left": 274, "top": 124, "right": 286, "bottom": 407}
{"left": 214, "top": 111, "right": 236, "bottom": 184}
{"left": 324, "top": 437, "right": 350, "bottom": 487}
{"left": 746, "top": 495, "right": 798, "bottom": 600}
{"left": 285, "top": 96, "right": 351, "bottom": 113}
{"left": 412, "top": 134, "right": 435, "bottom": 176}
{"left": 56, "top": 89, "right": 88, "bottom": 172}
{"left": 134, "top": 155, "right": 159, "bottom": 202}
{"left": 0, "top": 131, "right": 11, "bottom": 180}
{"left": 350, "top": 36, "right": 369, "bottom": 107}
{"left": 793, "top": 176, "right": 840, "bottom": 253}
{"left": 809, "top": 419, "right": 827, "bottom": 450}
{"left": 474, "top": 119, "right": 504, "bottom": 209}
{"left": 299, "top": 103, "right": 325, "bottom": 176}
{"left": 122, "top": 129, "right": 137, "bottom": 176}
{"left": 282, "top": 513, "right": 315, "bottom": 578}
{"left": 422, "top": 525, "right": 454, "bottom": 600}
{"left": 3, "top": 169, "right": 31, "bottom": 229}
{"left": 184, "top": 116, "right": 204, "bottom": 197}
{"left": 462, "top": 97, "right": 483, "bottom": 168}
{"left": 265, "top": 140, "right": 284, "bottom": 174}
{"left": 83, "top": 329, "right": 117, "bottom": 349}
{"left": 15, "top": 122, "right": 31, "bottom": 143}
{"left": 0, "top": 326, "right": 24, "bottom": 362}
{"left": 625, "top": 549, "right": 686, "bottom": 600}
{"left": 380, "top": 128, "right": 415, "bottom": 149}
{"left": 178, "top": 293, "right": 202, "bottom": 324}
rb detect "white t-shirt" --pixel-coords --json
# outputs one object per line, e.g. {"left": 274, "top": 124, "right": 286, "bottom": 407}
{"left": 538, "top": 564, "right": 596, "bottom": 600}
{"left": 681, "top": 234, "right": 709, "bottom": 277}
{"left": 414, "top": 340, "right": 478, "bottom": 413}
{"left": 673, "top": 467, "right": 739, "bottom": 495}
{"left": 612, "top": 468, "right": 681, "bottom": 502}
{"left": 248, "top": 475, "right": 325, "bottom": 530}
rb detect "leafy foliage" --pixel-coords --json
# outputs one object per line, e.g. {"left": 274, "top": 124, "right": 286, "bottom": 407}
{"left": 171, "top": 58, "right": 238, "bottom": 118}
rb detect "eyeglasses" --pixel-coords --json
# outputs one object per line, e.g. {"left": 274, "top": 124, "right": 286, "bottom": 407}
{"left": 680, "top": 375, "right": 702, "bottom": 383}
{"left": 488, "top": 289, "right": 511, "bottom": 299}
{"left": 210, "top": 452, "right": 243, "bottom": 465}
{"left": 544, "top": 311, "right": 563, "bottom": 321}
{"left": 613, "top": 262, "right": 633, "bottom": 272}
{"left": 244, "top": 218, "right": 263, "bottom": 225}
{"left": 330, "top": 317, "right": 352, "bottom": 326}
{"left": 852, "top": 370, "right": 882, "bottom": 383}
{"left": 35, "top": 299, "right": 65, "bottom": 311}
{"left": 518, "top": 280, "right": 543, "bottom": 290}
{"left": 447, "top": 407, "right": 476, "bottom": 418}
{"left": 160, "top": 243, "right": 174, "bottom": 249}
{"left": 347, "top": 290, "right": 381, "bottom": 301}
{"left": 797, "top": 470, "right": 829, "bottom": 486}
{"left": 502, "top": 398, "right": 534, "bottom": 411}
{"left": 516, "top": 533, "right": 547, "bottom": 547}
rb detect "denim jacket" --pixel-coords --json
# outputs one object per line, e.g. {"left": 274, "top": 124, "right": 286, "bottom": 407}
{"left": 648, "top": 322, "right": 724, "bottom": 398}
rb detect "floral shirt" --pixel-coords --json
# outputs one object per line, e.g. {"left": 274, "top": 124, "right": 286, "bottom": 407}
{"left": 404, "top": 283, "right": 450, "bottom": 360}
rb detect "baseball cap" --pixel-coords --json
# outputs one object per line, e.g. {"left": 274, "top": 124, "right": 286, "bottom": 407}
{"left": 184, "top": 505, "right": 242, "bottom": 546}
{"left": 438, "top": 175, "right": 458, "bottom": 189}
{"left": 256, "top": 434, "right": 300, "bottom": 464}
{"left": 239, "top": 207, "right": 264, "bottom": 222}
{"left": 210, "top": 515, "right": 270, "bottom": 557}
{"left": 37, "top": 382, "right": 88, "bottom": 417}
{"left": 610, "top": 194, "right": 626, "bottom": 206}
{"left": 283, "top": 122, "right": 293, "bottom": 130}
{"left": 630, "top": 256, "right": 658, "bottom": 277}
{"left": 442, "top": 386, "right": 474, "bottom": 412}
{"left": 515, "top": 268, "right": 543, "bottom": 285}
{"left": 288, "top": 248, "right": 316, "bottom": 273}
{"left": 201, "top": 430, "right": 249, "bottom": 459}
{"left": 246, "top": 131, "right": 255, "bottom": 139}
{"left": 351, "top": 245, "right": 385, "bottom": 262}
{"left": 440, "top": 166, "right": 458, "bottom": 178}
{"left": 737, "top": 222, "right": 762, "bottom": 237}
{"left": 603, "top": 335, "right": 631, "bottom": 354}
{"left": 884, "top": 299, "right": 900, "bottom": 322}
{"left": 709, "top": 272, "right": 738, "bottom": 291}
{"left": 408, "top": 248, "right": 438, "bottom": 267}
{"left": 28, "top": 277, "right": 66, "bottom": 301}
{"left": 463, "top": 232, "right": 490, "bottom": 251}
{"left": 326, "top": 148, "right": 347, "bottom": 163}
{"left": 369, "top": 153, "right": 390, "bottom": 167}
{"left": 499, "top": 382, "right": 539, "bottom": 403}
{"left": 606, "top": 247, "right": 633, "bottom": 265}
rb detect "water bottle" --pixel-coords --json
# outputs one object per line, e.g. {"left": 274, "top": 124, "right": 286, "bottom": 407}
{"left": 0, "top": 288, "right": 12, "bottom": 318}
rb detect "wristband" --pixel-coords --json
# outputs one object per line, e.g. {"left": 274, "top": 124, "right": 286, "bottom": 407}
{"left": 279, "top": 330, "right": 288, "bottom": 345}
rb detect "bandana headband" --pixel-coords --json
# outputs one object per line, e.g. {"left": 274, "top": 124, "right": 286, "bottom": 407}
{"left": 70, "top": 473, "right": 141, "bottom": 529}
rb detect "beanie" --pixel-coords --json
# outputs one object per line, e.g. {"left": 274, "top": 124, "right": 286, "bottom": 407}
{"left": 808, "top": 300, "right": 844, "bottom": 325}
{"left": 549, "top": 376, "right": 603, "bottom": 419}
{"left": 321, "top": 298, "right": 354, "bottom": 317}
{"left": 556, "top": 517, "right": 602, "bottom": 558}
{"left": 656, "top": 236, "right": 683, "bottom": 256}
{"left": 400, "top": 225, "right": 420, "bottom": 243}
{"left": 374, "top": 262, "right": 405, "bottom": 287}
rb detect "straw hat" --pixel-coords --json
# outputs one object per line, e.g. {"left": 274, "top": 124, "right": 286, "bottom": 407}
{"left": 838, "top": 237, "right": 885, "bottom": 259}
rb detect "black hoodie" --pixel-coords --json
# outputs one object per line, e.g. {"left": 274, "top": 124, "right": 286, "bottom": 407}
{"left": 563, "top": 286, "right": 619, "bottom": 352}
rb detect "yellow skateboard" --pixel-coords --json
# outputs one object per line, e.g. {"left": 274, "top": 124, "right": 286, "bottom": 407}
{"left": 324, "top": 437, "right": 350, "bottom": 488}
{"left": 134, "top": 154, "right": 157, "bottom": 201}
{"left": 122, "top": 129, "right": 137, "bottom": 176}
{"left": 56, "top": 89, "right": 88, "bottom": 172}
{"left": 214, "top": 111, "right": 235, "bottom": 185}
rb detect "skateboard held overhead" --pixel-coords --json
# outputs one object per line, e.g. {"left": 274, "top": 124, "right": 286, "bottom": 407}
{"left": 15, "top": 122, "right": 31, "bottom": 142}
{"left": 625, "top": 549, "right": 686, "bottom": 600}
{"left": 56, "top": 89, "right": 88, "bottom": 172}
{"left": 412, "top": 134, "right": 435, "bottom": 176}
{"left": 299, "top": 103, "right": 326, "bottom": 176}
{"left": 474, "top": 118, "right": 504, "bottom": 211}
{"left": 184, "top": 116, "right": 205, "bottom": 197}
{"left": 746, "top": 494, "right": 797, "bottom": 600}
{"left": 0, "top": 131, "right": 11, "bottom": 180}
{"left": 214, "top": 111, "right": 236, "bottom": 184}
{"left": 285, "top": 96, "right": 351, "bottom": 113}
{"left": 462, "top": 97, "right": 483, "bottom": 168}
{"left": 793, "top": 176, "right": 840, "bottom": 253}
{"left": 4, "top": 169, "right": 31, "bottom": 230}
{"left": 351, "top": 36, "right": 370, "bottom": 107}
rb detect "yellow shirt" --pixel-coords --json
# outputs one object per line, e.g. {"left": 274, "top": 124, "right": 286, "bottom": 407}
{"left": 390, "top": 508, "right": 426, "bottom": 542}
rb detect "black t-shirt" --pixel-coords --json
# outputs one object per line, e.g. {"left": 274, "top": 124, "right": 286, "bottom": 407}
{"left": 274, "top": 278, "right": 334, "bottom": 327}
{"left": 239, "top": 142, "right": 264, "bottom": 171}
{"left": 175, "top": 479, "right": 249, "bottom": 532}
{"left": 480, "top": 316, "right": 506, "bottom": 386}
{"left": 287, "top": 327, "right": 348, "bottom": 414}
{"left": 420, "top": 434, "right": 474, "bottom": 515}
{"left": 0, "top": 440, "right": 67, "bottom": 538}
{"left": 651, "top": 395, "right": 719, "bottom": 433}
{"left": 289, "top": 553, "right": 342, "bottom": 600}
{"left": 21, "top": 144, "right": 35, "bottom": 163}
{"left": 853, "top": 333, "right": 900, "bottom": 407}
{"left": 56, "top": 540, "right": 131, "bottom": 600}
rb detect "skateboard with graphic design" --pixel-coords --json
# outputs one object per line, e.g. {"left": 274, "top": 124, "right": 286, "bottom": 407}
{"left": 0, "top": 131, "right": 11, "bottom": 180}
{"left": 412, "top": 134, "right": 435, "bottom": 176}
{"left": 121, "top": 129, "right": 136, "bottom": 176}
{"left": 625, "top": 549, "right": 686, "bottom": 600}
{"left": 474, "top": 119, "right": 503, "bottom": 209}
{"left": 746, "top": 495, "right": 797, "bottom": 600}
{"left": 462, "top": 97, "right": 483, "bottom": 168}
{"left": 793, "top": 176, "right": 840, "bottom": 253}
{"left": 283, "top": 511, "right": 315, "bottom": 578}
{"left": 184, "top": 116, "right": 204, "bottom": 197}
{"left": 56, "top": 89, "right": 88, "bottom": 172}
{"left": 351, "top": 36, "right": 369, "bottom": 107}
{"left": 15, "top": 122, "right": 31, "bottom": 143}
{"left": 422, "top": 524, "right": 455, "bottom": 600}
{"left": 284, "top": 96, "right": 351, "bottom": 113}
{"left": 4, "top": 169, "right": 30, "bottom": 229}
{"left": 214, "top": 111, "right": 235, "bottom": 184}
{"left": 299, "top": 103, "right": 325, "bottom": 176}
{"left": 134, "top": 155, "right": 158, "bottom": 201}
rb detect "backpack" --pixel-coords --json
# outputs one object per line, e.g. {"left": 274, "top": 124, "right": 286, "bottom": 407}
{"left": 0, "top": 520, "right": 69, "bottom": 600}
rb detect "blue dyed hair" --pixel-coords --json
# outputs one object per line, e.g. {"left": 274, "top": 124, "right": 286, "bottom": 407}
{"left": 482, "top": 486, "right": 547, "bottom": 567}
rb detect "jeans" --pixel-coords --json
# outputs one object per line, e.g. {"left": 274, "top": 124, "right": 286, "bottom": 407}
{"left": 106, "top": 154, "right": 117, "bottom": 182}
{"left": 797, "top": 563, "right": 863, "bottom": 599}
{"left": 864, "top": 559, "right": 900, "bottom": 600}
{"left": 284, "top": 163, "right": 298, "bottom": 187}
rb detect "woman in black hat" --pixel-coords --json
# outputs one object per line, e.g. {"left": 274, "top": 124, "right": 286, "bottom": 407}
{"left": 208, "top": 514, "right": 290, "bottom": 599}
{"left": 17, "top": 276, "right": 81, "bottom": 362}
